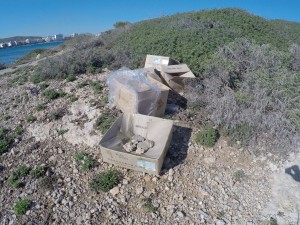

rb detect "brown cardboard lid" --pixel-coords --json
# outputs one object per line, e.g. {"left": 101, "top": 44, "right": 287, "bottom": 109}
{"left": 161, "top": 64, "right": 190, "bottom": 74}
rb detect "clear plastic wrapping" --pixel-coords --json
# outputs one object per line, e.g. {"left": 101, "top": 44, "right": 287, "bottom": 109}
{"left": 107, "top": 67, "right": 161, "bottom": 116}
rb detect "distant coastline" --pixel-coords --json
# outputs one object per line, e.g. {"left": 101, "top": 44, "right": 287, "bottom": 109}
{"left": 0, "top": 41, "right": 63, "bottom": 64}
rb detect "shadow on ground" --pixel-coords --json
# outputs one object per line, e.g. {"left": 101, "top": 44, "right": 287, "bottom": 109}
{"left": 285, "top": 165, "right": 300, "bottom": 182}
{"left": 161, "top": 125, "right": 192, "bottom": 175}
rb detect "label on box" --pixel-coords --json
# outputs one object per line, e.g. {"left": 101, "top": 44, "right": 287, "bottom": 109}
{"left": 137, "top": 160, "right": 156, "bottom": 171}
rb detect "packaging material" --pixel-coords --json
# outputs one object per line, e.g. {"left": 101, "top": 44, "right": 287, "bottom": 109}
{"left": 99, "top": 113, "right": 173, "bottom": 175}
{"left": 144, "top": 68, "right": 170, "bottom": 117}
{"left": 144, "top": 55, "right": 179, "bottom": 71}
{"left": 144, "top": 55, "right": 196, "bottom": 95}
{"left": 107, "top": 68, "right": 161, "bottom": 116}
{"left": 160, "top": 64, "right": 195, "bottom": 95}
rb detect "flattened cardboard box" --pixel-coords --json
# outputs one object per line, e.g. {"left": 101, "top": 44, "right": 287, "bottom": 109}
{"left": 99, "top": 113, "right": 173, "bottom": 175}
{"left": 144, "top": 55, "right": 179, "bottom": 71}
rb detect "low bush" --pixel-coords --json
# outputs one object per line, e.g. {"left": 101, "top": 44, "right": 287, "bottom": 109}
{"left": 143, "top": 198, "right": 157, "bottom": 212}
{"left": 39, "top": 83, "right": 49, "bottom": 90}
{"left": 15, "top": 127, "right": 23, "bottom": 135}
{"left": 56, "top": 128, "right": 68, "bottom": 136}
{"left": 3, "top": 115, "right": 11, "bottom": 121}
{"left": 90, "top": 170, "right": 119, "bottom": 192}
{"left": 30, "top": 166, "right": 46, "bottom": 178}
{"left": 91, "top": 82, "right": 103, "bottom": 94}
{"left": 14, "top": 199, "right": 32, "bottom": 215}
{"left": 26, "top": 115, "right": 36, "bottom": 123}
{"left": 195, "top": 126, "right": 218, "bottom": 147}
{"left": 35, "top": 103, "right": 46, "bottom": 111}
{"left": 77, "top": 81, "right": 89, "bottom": 88}
{"left": 0, "top": 127, "right": 14, "bottom": 155}
{"left": 42, "top": 89, "right": 65, "bottom": 100}
{"left": 8, "top": 165, "right": 30, "bottom": 188}
{"left": 95, "top": 112, "right": 116, "bottom": 134}
{"left": 233, "top": 170, "right": 246, "bottom": 182}
{"left": 75, "top": 152, "right": 97, "bottom": 171}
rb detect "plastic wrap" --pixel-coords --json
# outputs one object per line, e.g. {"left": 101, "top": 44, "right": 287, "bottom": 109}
{"left": 107, "top": 67, "right": 161, "bottom": 116}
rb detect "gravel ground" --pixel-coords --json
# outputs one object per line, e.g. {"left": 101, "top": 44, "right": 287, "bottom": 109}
{"left": 0, "top": 68, "right": 296, "bottom": 225}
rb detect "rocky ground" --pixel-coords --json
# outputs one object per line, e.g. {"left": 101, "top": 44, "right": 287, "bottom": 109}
{"left": 0, "top": 67, "right": 299, "bottom": 225}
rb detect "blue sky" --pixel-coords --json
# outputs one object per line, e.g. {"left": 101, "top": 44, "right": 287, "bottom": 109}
{"left": 1, "top": 0, "right": 300, "bottom": 38}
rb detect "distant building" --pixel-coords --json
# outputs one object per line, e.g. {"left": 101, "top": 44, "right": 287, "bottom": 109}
{"left": 54, "top": 34, "right": 63, "bottom": 41}
{"left": 0, "top": 43, "right": 6, "bottom": 48}
{"left": 25, "top": 39, "right": 32, "bottom": 44}
{"left": 71, "top": 33, "right": 78, "bottom": 37}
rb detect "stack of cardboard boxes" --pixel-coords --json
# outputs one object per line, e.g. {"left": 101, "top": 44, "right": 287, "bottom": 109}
{"left": 99, "top": 55, "right": 195, "bottom": 175}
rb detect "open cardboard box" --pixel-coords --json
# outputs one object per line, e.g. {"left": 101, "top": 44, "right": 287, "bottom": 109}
{"left": 99, "top": 113, "right": 173, "bottom": 175}
{"left": 144, "top": 55, "right": 195, "bottom": 95}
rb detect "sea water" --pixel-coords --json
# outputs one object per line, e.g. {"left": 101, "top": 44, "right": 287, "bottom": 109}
{"left": 0, "top": 41, "right": 63, "bottom": 64}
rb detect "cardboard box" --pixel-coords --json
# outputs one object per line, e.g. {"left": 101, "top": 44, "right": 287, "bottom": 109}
{"left": 108, "top": 70, "right": 161, "bottom": 116}
{"left": 100, "top": 114, "right": 173, "bottom": 175}
{"left": 144, "top": 55, "right": 179, "bottom": 71}
{"left": 160, "top": 64, "right": 195, "bottom": 95}
{"left": 145, "top": 68, "right": 170, "bottom": 117}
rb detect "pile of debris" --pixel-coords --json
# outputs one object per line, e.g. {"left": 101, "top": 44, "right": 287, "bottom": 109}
{"left": 99, "top": 55, "right": 195, "bottom": 175}
{"left": 123, "top": 134, "right": 155, "bottom": 154}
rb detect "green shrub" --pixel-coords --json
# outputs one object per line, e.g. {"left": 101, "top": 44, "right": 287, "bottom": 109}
{"left": 91, "top": 82, "right": 103, "bottom": 94}
{"left": 101, "top": 95, "right": 109, "bottom": 104}
{"left": 42, "top": 89, "right": 65, "bottom": 100}
{"left": 8, "top": 165, "right": 29, "bottom": 188}
{"left": 68, "top": 94, "right": 78, "bottom": 102}
{"left": 49, "top": 109, "right": 65, "bottom": 120}
{"left": 39, "top": 83, "right": 49, "bottom": 90}
{"left": 195, "top": 126, "right": 218, "bottom": 147}
{"left": 26, "top": 115, "right": 36, "bottom": 123}
{"left": 15, "top": 127, "right": 23, "bottom": 135}
{"left": 66, "top": 75, "right": 76, "bottom": 82}
{"left": 95, "top": 112, "right": 116, "bottom": 134}
{"left": 233, "top": 170, "right": 246, "bottom": 182}
{"left": 8, "top": 173, "right": 20, "bottom": 188}
{"left": 16, "top": 165, "right": 30, "bottom": 177}
{"left": 3, "top": 115, "right": 11, "bottom": 121}
{"left": 56, "top": 128, "right": 68, "bottom": 136}
{"left": 75, "top": 152, "right": 97, "bottom": 171}
{"left": 0, "top": 128, "right": 14, "bottom": 155}
{"left": 143, "top": 198, "right": 157, "bottom": 212}
{"left": 90, "top": 170, "right": 119, "bottom": 192}
{"left": 14, "top": 199, "right": 31, "bottom": 215}
{"left": 77, "top": 81, "right": 89, "bottom": 88}
{"left": 225, "top": 123, "right": 253, "bottom": 146}
{"left": 35, "top": 103, "right": 46, "bottom": 111}
{"left": 30, "top": 166, "right": 46, "bottom": 178}
{"left": 269, "top": 217, "right": 278, "bottom": 225}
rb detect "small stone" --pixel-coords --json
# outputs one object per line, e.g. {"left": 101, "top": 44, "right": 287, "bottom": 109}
{"left": 73, "top": 169, "right": 79, "bottom": 174}
{"left": 177, "top": 211, "right": 185, "bottom": 218}
{"left": 110, "top": 187, "right": 120, "bottom": 196}
{"left": 58, "top": 149, "right": 63, "bottom": 154}
{"left": 144, "top": 175, "right": 151, "bottom": 182}
{"left": 136, "top": 187, "right": 144, "bottom": 195}
{"left": 132, "top": 135, "right": 145, "bottom": 142}
{"left": 136, "top": 148, "right": 145, "bottom": 154}
{"left": 216, "top": 220, "right": 226, "bottom": 225}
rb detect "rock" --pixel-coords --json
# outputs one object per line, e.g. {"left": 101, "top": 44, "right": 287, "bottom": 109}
{"left": 136, "top": 187, "right": 144, "bottom": 195}
{"left": 136, "top": 148, "right": 145, "bottom": 154}
{"left": 144, "top": 175, "right": 151, "bottom": 182}
{"left": 132, "top": 135, "right": 145, "bottom": 142}
{"left": 177, "top": 211, "right": 185, "bottom": 218}
{"left": 110, "top": 187, "right": 120, "bottom": 196}
{"left": 216, "top": 220, "right": 226, "bottom": 225}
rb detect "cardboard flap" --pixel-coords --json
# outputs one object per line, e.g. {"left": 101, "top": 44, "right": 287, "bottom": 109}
{"left": 179, "top": 71, "right": 195, "bottom": 78}
{"left": 144, "top": 55, "right": 179, "bottom": 70}
{"left": 161, "top": 64, "right": 190, "bottom": 74}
